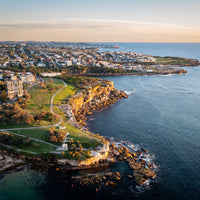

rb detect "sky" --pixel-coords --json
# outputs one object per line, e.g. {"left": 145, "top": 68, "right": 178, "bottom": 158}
{"left": 0, "top": 0, "right": 200, "bottom": 42}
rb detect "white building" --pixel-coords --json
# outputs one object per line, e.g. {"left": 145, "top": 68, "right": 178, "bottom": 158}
{"left": 40, "top": 72, "right": 61, "bottom": 77}
{"left": 37, "top": 62, "right": 46, "bottom": 67}
{"left": 19, "top": 72, "right": 35, "bottom": 84}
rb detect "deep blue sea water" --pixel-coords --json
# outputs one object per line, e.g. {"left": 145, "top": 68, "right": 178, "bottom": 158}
{"left": 1, "top": 43, "right": 200, "bottom": 200}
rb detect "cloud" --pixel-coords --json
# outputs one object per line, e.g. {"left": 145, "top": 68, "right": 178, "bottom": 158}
{"left": 1, "top": 18, "right": 200, "bottom": 32}
{"left": 57, "top": 17, "right": 200, "bottom": 31}
{"left": 0, "top": 18, "right": 200, "bottom": 42}
{"left": 0, "top": 20, "right": 109, "bottom": 30}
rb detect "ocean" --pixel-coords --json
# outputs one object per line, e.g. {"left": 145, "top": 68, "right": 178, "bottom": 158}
{"left": 1, "top": 43, "right": 200, "bottom": 200}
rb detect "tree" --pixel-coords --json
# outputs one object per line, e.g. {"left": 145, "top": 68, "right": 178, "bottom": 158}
{"left": 49, "top": 78, "right": 53, "bottom": 83}
{"left": 0, "top": 81, "right": 5, "bottom": 90}
{"left": 49, "top": 127, "right": 55, "bottom": 135}
{"left": 40, "top": 82, "right": 46, "bottom": 88}
{"left": 48, "top": 128, "right": 66, "bottom": 143}
{"left": 0, "top": 90, "right": 7, "bottom": 101}
{"left": 50, "top": 135, "right": 58, "bottom": 143}
{"left": 17, "top": 97, "right": 29, "bottom": 108}
{"left": 70, "top": 144, "right": 76, "bottom": 152}
{"left": 48, "top": 87, "right": 55, "bottom": 94}
{"left": 39, "top": 104, "right": 45, "bottom": 110}
{"left": 23, "top": 90, "right": 31, "bottom": 101}
{"left": 24, "top": 115, "right": 35, "bottom": 125}
{"left": 79, "top": 143, "right": 83, "bottom": 153}
{"left": 57, "top": 130, "right": 66, "bottom": 142}
{"left": 0, "top": 103, "right": 26, "bottom": 125}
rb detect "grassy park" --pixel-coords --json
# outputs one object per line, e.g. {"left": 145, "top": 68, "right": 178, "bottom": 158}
{"left": 0, "top": 77, "right": 104, "bottom": 157}
{"left": 27, "top": 78, "right": 64, "bottom": 114}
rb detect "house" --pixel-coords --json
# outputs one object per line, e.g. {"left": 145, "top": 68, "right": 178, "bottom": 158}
{"left": 65, "top": 60, "right": 72, "bottom": 66}
{"left": 37, "top": 62, "right": 46, "bottom": 67}
{"left": 19, "top": 72, "right": 35, "bottom": 84}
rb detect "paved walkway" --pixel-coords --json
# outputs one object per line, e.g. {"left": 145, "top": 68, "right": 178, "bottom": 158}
{"left": 0, "top": 79, "right": 67, "bottom": 153}
{"left": 0, "top": 79, "right": 67, "bottom": 131}
{"left": 27, "top": 82, "right": 39, "bottom": 92}
{"left": 4, "top": 130, "right": 59, "bottom": 148}
{"left": 0, "top": 143, "right": 38, "bottom": 154}
{"left": 50, "top": 80, "right": 67, "bottom": 126}
{"left": 0, "top": 143, "right": 62, "bottom": 155}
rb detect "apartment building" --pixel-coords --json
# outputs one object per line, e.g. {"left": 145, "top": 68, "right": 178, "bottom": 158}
{"left": 5, "top": 77, "right": 23, "bottom": 99}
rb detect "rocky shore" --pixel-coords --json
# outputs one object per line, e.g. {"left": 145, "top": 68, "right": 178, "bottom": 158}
{"left": 65, "top": 142, "right": 156, "bottom": 188}
{"left": 58, "top": 78, "right": 157, "bottom": 186}
{"left": 68, "top": 80, "right": 128, "bottom": 127}
{"left": 108, "top": 143, "right": 156, "bottom": 185}
{"left": 0, "top": 78, "right": 156, "bottom": 188}
{"left": 0, "top": 151, "right": 25, "bottom": 173}
{"left": 0, "top": 141, "right": 156, "bottom": 187}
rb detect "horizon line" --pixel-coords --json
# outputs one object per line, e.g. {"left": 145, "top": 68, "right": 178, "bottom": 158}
{"left": 1, "top": 40, "right": 200, "bottom": 44}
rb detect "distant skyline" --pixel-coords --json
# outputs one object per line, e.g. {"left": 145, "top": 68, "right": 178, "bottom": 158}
{"left": 0, "top": 0, "right": 200, "bottom": 42}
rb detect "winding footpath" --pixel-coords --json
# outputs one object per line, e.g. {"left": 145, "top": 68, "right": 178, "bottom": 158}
{"left": 0, "top": 79, "right": 67, "bottom": 153}
{"left": 50, "top": 80, "right": 67, "bottom": 126}
{"left": 0, "top": 79, "right": 67, "bottom": 131}
{"left": 4, "top": 130, "right": 58, "bottom": 148}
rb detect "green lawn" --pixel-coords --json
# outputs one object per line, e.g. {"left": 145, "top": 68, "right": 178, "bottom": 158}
{"left": 53, "top": 84, "right": 77, "bottom": 104}
{"left": 19, "top": 140, "right": 56, "bottom": 153}
{"left": 0, "top": 131, "right": 56, "bottom": 153}
{"left": 51, "top": 83, "right": 103, "bottom": 148}
{"left": 2, "top": 78, "right": 104, "bottom": 155}
{"left": 53, "top": 84, "right": 77, "bottom": 125}
{"left": 154, "top": 56, "right": 190, "bottom": 65}
{"left": 14, "top": 128, "right": 50, "bottom": 141}
{"left": 64, "top": 122, "right": 104, "bottom": 148}
{"left": 13, "top": 123, "right": 104, "bottom": 149}
{"left": 0, "top": 79, "right": 64, "bottom": 129}
{"left": 27, "top": 84, "right": 51, "bottom": 113}
{"left": 27, "top": 78, "right": 64, "bottom": 115}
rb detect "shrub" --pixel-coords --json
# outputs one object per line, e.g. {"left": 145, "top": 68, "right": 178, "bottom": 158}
{"left": 0, "top": 103, "right": 27, "bottom": 125}
{"left": 24, "top": 115, "right": 35, "bottom": 125}
{"left": 49, "top": 128, "right": 67, "bottom": 143}
{"left": 35, "top": 111, "right": 58, "bottom": 121}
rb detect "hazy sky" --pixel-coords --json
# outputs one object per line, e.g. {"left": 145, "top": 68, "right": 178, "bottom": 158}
{"left": 0, "top": 0, "right": 200, "bottom": 42}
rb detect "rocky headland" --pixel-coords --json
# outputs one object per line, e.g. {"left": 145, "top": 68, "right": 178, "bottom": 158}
{"left": 59, "top": 78, "right": 156, "bottom": 187}
{"left": 68, "top": 79, "right": 128, "bottom": 127}
{"left": 0, "top": 77, "right": 156, "bottom": 188}
{"left": 50, "top": 141, "right": 157, "bottom": 191}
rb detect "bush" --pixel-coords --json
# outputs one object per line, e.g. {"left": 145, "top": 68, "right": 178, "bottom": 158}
{"left": 17, "top": 97, "right": 29, "bottom": 108}
{"left": 0, "top": 132, "right": 33, "bottom": 148}
{"left": 0, "top": 103, "right": 27, "bottom": 125}
{"left": 35, "top": 111, "right": 58, "bottom": 121}
{"left": 24, "top": 115, "right": 35, "bottom": 125}
{"left": 58, "top": 75, "right": 101, "bottom": 89}
{"left": 49, "top": 128, "right": 66, "bottom": 143}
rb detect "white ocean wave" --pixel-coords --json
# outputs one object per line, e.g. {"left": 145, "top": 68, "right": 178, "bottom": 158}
{"left": 124, "top": 89, "right": 136, "bottom": 96}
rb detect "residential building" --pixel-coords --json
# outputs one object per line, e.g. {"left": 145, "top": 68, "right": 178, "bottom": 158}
{"left": 5, "top": 77, "right": 23, "bottom": 99}
{"left": 19, "top": 72, "right": 35, "bottom": 84}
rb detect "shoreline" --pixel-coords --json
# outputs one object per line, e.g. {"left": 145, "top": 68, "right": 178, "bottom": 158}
{"left": 61, "top": 69, "right": 187, "bottom": 77}
{"left": 0, "top": 78, "right": 156, "bottom": 187}
{"left": 57, "top": 80, "right": 157, "bottom": 186}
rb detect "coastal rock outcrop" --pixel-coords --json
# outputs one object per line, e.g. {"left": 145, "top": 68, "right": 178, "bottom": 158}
{"left": 69, "top": 80, "right": 128, "bottom": 126}
{"left": 108, "top": 143, "right": 156, "bottom": 186}
{"left": 0, "top": 151, "right": 25, "bottom": 172}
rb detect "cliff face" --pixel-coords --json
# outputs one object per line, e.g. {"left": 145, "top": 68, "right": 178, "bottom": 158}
{"left": 69, "top": 80, "right": 127, "bottom": 126}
